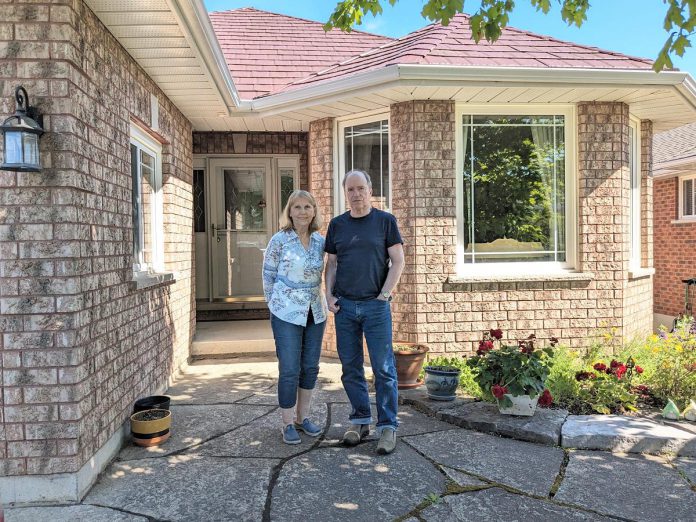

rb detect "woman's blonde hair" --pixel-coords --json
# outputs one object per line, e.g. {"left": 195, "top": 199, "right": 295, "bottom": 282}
{"left": 279, "top": 190, "right": 322, "bottom": 233}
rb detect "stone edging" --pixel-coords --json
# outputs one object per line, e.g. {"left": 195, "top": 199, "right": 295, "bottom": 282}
{"left": 400, "top": 389, "right": 696, "bottom": 456}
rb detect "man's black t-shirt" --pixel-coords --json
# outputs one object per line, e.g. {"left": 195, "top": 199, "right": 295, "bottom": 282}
{"left": 324, "top": 208, "right": 403, "bottom": 301}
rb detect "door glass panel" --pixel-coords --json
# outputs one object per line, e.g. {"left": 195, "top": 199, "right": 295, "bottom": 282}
{"left": 216, "top": 167, "right": 267, "bottom": 298}
{"left": 279, "top": 168, "right": 295, "bottom": 211}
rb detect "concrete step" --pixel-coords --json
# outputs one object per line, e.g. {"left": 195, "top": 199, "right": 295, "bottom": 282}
{"left": 192, "top": 320, "right": 275, "bottom": 357}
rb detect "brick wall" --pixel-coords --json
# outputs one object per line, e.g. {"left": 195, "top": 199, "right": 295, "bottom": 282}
{"left": 192, "top": 132, "right": 308, "bottom": 191}
{"left": 654, "top": 176, "right": 696, "bottom": 316}
{"left": 0, "top": 0, "right": 194, "bottom": 478}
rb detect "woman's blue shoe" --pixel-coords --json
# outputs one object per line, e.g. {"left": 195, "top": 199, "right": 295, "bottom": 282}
{"left": 294, "top": 418, "right": 322, "bottom": 437}
{"left": 282, "top": 424, "right": 301, "bottom": 445}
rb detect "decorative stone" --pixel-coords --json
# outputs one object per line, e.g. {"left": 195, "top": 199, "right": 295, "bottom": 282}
{"left": 682, "top": 400, "right": 696, "bottom": 421}
{"left": 663, "top": 399, "right": 681, "bottom": 420}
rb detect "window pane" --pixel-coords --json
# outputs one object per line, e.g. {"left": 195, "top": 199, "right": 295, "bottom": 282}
{"left": 462, "top": 115, "right": 565, "bottom": 263}
{"left": 193, "top": 169, "right": 206, "bottom": 233}
{"left": 685, "top": 179, "right": 694, "bottom": 216}
{"left": 343, "top": 120, "right": 390, "bottom": 209}
{"left": 279, "top": 169, "right": 295, "bottom": 211}
{"left": 131, "top": 144, "right": 143, "bottom": 268}
{"left": 140, "top": 149, "right": 156, "bottom": 269}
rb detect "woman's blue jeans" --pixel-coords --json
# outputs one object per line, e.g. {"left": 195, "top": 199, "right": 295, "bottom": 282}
{"left": 271, "top": 311, "right": 326, "bottom": 409}
{"left": 334, "top": 297, "right": 399, "bottom": 434}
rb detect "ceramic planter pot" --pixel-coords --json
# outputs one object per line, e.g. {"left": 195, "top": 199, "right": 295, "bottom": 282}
{"left": 133, "top": 395, "right": 171, "bottom": 414}
{"left": 424, "top": 366, "right": 461, "bottom": 401}
{"left": 497, "top": 394, "right": 538, "bottom": 416}
{"left": 393, "top": 343, "right": 428, "bottom": 389}
{"left": 130, "top": 409, "right": 172, "bottom": 447}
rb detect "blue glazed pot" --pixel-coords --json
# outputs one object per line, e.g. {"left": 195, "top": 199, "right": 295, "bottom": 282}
{"left": 424, "top": 366, "right": 461, "bottom": 401}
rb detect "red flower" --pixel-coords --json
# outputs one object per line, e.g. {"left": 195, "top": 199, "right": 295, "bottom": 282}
{"left": 538, "top": 389, "right": 553, "bottom": 408}
{"left": 593, "top": 362, "right": 607, "bottom": 372}
{"left": 615, "top": 364, "right": 627, "bottom": 379}
{"left": 635, "top": 365, "right": 644, "bottom": 374}
{"left": 634, "top": 384, "right": 651, "bottom": 395}
{"left": 610, "top": 359, "right": 620, "bottom": 369}
{"left": 575, "top": 371, "right": 596, "bottom": 381}
{"left": 477, "top": 340, "right": 494, "bottom": 356}
{"left": 491, "top": 384, "right": 508, "bottom": 400}
{"left": 489, "top": 328, "right": 503, "bottom": 340}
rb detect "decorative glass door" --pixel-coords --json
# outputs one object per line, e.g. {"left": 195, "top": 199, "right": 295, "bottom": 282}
{"left": 208, "top": 157, "right": 299, "bottom": 301}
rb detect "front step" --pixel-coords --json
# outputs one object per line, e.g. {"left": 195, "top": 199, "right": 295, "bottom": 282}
{"left": 192, "top": 320, "right": 275, "bottom": 357}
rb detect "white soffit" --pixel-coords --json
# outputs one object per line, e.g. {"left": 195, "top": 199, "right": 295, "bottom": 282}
{"left": 85, "top": 0, "right": 238, "bottom": 124}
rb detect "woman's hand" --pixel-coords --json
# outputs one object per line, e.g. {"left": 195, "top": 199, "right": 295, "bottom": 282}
{"left": 327, "top": 295, "right": 340, "bottom": 313}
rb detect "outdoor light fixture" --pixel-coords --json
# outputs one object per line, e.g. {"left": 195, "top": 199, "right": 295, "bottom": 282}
{"left": 1, "top": 86, "right": 44, "bottom": 172}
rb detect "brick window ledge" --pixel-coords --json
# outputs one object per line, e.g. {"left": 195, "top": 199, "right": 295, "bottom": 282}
{"left": 628, "top": 267, "right": 656, "bottom": 280}
{"left": 132, "top": 271, "right": 176, "bottom": 290}
{"left": 671, "top": 219, "right": 696, "bottom": 225}
{"left": 447, "top": 271, "right": 595, "bottom": 285}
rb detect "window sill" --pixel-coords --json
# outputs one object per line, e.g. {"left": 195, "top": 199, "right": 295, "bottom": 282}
{"left": 132, "top": 271, "right": 176, "bottom": 290}
{"left": 671, "top": 219, "right": 696, "bottom": 225}
{"left": 628, "top": 267, "right": 655, "bottom": 280}
{"left": 447, "top": 271, "right": 595, "bottom": 285}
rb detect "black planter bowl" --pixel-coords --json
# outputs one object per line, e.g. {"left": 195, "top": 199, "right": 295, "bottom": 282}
{"left": 133, "top": 395, "right": 171, "bottom": 414}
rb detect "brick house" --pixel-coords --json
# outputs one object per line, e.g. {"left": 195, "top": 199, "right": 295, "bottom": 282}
{"left": 2, "top": 1, "right": 696, "bottom": 505}
{"left": 653, "top": 123, "right": 696, "bottom": 328}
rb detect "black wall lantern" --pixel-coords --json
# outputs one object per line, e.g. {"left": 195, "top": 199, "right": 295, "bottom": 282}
{"left": 1, "top": 86, "right": 44, "bottom": 172}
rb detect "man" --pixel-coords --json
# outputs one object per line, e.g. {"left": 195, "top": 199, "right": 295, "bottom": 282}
{"left": 324, "top": 169, "right": 405, "bottom": 455}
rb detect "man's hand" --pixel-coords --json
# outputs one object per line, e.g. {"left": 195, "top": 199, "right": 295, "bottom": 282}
{"left": 327, "top": 295, "right": 340, "bottom": 313}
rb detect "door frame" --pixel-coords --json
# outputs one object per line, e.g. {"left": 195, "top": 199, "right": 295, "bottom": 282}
{"left": 193, "top": 154, "right": 301, "bottom": 302}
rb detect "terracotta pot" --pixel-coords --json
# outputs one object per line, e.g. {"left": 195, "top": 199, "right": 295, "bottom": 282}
{"left": 130, "top": 409, "right": 172, "bottom": 447}
{"left": 497, "top": 394, "right": 538, "bottom": 416}
{"left": 393, "top": 342, "right": 428, "bottom": 389}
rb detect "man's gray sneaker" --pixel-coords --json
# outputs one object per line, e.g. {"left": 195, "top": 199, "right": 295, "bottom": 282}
{"left": 342, "top": 424, "right": 370, "bottom": 447}
{"left": 376, "top": 428, "right": 396, "bottom": 455}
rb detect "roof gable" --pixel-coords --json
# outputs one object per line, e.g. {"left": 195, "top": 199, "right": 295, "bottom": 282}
{"left": 209, "top": 7, "right": 393, "bottom": 99}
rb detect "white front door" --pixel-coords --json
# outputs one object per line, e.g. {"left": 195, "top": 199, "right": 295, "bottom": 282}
{"left": 206, "top": 157, "right": 299, "bottom": 301}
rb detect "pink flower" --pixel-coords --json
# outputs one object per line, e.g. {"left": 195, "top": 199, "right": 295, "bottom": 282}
{"left": 491, "top": 384, "right": 508, "bottom": 400}
{"left": 635, "top": 366, "right": 644, "bottom": 374}
{"left": 615, "top": 364, "right": 627, "bottom": 380}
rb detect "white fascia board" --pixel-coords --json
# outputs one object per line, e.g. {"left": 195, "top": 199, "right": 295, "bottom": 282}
{"left": 168, "top": 0, "right": 240, "bottom": 112}
{"left": 240, "top": 63, "right": 696, "bottom": 118}
{"left": 654, "top": 155, "right": 696, "bottom": 178}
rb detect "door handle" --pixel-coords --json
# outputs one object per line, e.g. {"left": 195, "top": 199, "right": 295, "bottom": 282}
{"left": 212, "top": 223, "right": 221, "bottom": 243}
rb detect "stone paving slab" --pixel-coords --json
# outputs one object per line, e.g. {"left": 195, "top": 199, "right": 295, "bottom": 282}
{"left": 167, "top": 372, "right": 275, "bottom": 405}
{"left": 420, "top": 488, "right": 612, "bottom": 521}
{"left": 6, "top": 505, "right": 147, "bottom": 522}
{"left": 555, "top": 451, "right": 696, "bottom": 521}
{"left": 673, "top": 456, "right": 696, "bottom": 484}
{"left": 405, "top": 429, "right": 565, "bottom": 497}
{"left": 118, "top": 404, "right": 274, "bottom": 460}
{"left": 400, "top": 388, "right": 478, "bottom": 413}
{"left": 237, "top": 381, "right": 353, "bottom": 405}
{"left": 562, "top": 415, "right": 696, "bottom": 456}
{"left": 441, "top": 466, "right": 488, "bottom": 488}
{"left": 84, "top": 454, "right": 278, "bottom": 522}
{"left": 191, "top": 402, "right": 327, "bottom": 458}
{"left": 321, "top": 403, "right": 457, "bottom": 444}
{"left": 436, "top": 401, "right": 568, "bottom": 446}
{"left": 271, "top": 442, "right": 447, "bottom": 521}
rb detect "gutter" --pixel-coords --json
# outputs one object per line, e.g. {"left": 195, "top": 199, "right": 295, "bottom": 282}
{"left": 168, "top": 0, "right": 241, "bottom": 112}
{"left": 241, "top": 64, "right": 696, "bottom": 117}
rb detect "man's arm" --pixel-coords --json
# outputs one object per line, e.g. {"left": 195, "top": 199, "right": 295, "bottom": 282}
{"left": 325, "top": 253, "right": 340, "bottom": 313}
{"left": 378, "top": 243, "right": 405, "bottom": 300}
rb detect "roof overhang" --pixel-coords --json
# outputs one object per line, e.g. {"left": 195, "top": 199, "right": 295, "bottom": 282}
{"left": 654, "top": 155, "right": 696, "bottom": 178}
{"left": 85, "top": 0, "right": 239, "bottom": 121}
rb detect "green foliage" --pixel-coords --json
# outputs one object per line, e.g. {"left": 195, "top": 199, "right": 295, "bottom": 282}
{"left": 423, "top": 355, "right": 482, "bottom": 398}
{"left": 324, "top": 0, "right": 691, "bottom": 72}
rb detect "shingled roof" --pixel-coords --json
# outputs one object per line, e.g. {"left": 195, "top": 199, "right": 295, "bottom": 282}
{"left": 654, "top": 122, "right": 696, "bottom": 166}
{"left": 277, "top": 13, "right": 655, "bottom": 94}
{"left": 208, "top": 8, "right": 393, "bottom": 99}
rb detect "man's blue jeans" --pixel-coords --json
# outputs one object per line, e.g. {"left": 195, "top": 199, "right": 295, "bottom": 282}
{"left": 271, "top": 312, "right": 326, "bottom": 409}
{"left": 334, "top": 297, "right": 399, "bottom": 434}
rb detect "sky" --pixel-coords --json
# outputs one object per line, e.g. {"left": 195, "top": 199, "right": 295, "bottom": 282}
{"left": 204, "top": 0, "right": 696, "bottom": 76}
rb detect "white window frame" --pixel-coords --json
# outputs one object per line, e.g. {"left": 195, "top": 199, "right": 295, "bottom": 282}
{"left": 629, "top": 116, "right": 642, "bottom": 270}
{"left": 130, "top": 123, "right": 164, "bottom": 275}
{"left": 455, "top": 104, "right": 577, "bottom": 277}
{"left": 679, "top": 173, "right": 696, "bottom": 221}
{"left": 336, "top": 111, "right": 391, "bottom": 214}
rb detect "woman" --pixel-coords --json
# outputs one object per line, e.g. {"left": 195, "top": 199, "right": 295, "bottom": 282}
{"left": 262, "top": 190, "right": 327, "bottom": 445}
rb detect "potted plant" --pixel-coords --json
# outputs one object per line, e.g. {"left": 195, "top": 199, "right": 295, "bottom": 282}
{"left": 130, "top": 408, "right": 172, "bottom": 447}
{"left": 393, "top": 342, "right": 428, "bottom": 389}
{"left": 423, "top": 364, "right": 461, "bottom": 401}
{"left": 467, "top": 330, "right": 554, "bottom": 416}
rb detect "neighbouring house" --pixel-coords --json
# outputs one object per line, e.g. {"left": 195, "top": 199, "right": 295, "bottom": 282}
{"left": 653, "top": 123, "right": 696, "bottom": 329}
{"left": 2, "top": 0, "right": 696, "bottom": 505}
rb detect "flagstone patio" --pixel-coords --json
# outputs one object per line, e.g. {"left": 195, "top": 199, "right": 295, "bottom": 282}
{"left": 6, "top": 357, "right": 696, "bottom": 522}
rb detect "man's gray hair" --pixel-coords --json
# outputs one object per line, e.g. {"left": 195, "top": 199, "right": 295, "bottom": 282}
{"left": 342, "top": 169, "right": 372, "bottom": 189}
